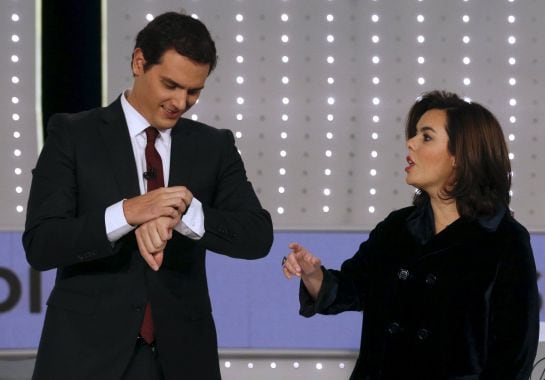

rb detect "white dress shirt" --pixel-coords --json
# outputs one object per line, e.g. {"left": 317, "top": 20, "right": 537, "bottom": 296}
{"left": 104, "top": 91, "right": 205, "bottom": 242}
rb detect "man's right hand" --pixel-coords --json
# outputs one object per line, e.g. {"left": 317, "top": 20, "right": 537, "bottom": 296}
{"left": 122, "top": 186, "right": 191, "bottom": 226}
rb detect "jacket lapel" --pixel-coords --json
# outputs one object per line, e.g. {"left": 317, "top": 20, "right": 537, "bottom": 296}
{"left": 98, "top": 97, "right": 141, "bottom": 199}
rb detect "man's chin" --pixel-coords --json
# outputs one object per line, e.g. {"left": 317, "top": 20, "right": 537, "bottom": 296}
{"left": 155, "top": 119, "right": 178, "bottom": 130}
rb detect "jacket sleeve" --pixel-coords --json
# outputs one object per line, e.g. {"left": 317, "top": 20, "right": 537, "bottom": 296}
{"left": 299, "top": 219, "right": 387, "bottom": 317}
{"left": 199, "top": 129, "right": 273, "bottom": 260}
{"left": 22, "top": 114, "right": 116, "bottom": 271}
{"left": 481, "top": 225, "right": 540, "bottom": 379}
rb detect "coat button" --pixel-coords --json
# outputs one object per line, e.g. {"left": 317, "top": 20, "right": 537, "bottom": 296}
{"left": 416, "top": 328, "right": 430, "bottom": 341}
{"left": 387, "top": 322, "right": 402, "bottom": 335}
{"left": 397, "top": 268, "right": 410, "bottom": 280}
{"left": 425, "top": 273, "right": 437, "bottom": 286}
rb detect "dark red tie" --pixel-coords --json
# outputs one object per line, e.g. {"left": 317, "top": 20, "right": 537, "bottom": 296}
{"left": 140, "top": 127, "right": 164, "bottom": 343}
{"left": 144, "top": 127, "right": 164, "bottom": 192}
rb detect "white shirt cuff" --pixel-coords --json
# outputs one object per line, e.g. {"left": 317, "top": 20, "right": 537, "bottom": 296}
{"left": 105, "top": 200, "right": 135, "bottom": 243}
{"left": 175, "top": 198, "right": 205, "bottom": 240}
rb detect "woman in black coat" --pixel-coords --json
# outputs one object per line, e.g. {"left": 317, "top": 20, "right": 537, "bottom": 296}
{"left": 283, "top": 90, "right": 539, "bottom": 380}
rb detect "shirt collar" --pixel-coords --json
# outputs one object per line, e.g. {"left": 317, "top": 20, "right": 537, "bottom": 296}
{"left": 120, "top": 90, "right": 172, "bottom": 139}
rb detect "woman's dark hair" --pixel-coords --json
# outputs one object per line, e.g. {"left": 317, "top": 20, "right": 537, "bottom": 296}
{"left": 406, "top": 90, "right": 511, "bottom": 218}
{"left": 133, "top": 12, "right": 217, "bottom": 73}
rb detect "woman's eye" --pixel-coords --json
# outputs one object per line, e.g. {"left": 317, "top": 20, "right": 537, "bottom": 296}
{"left": 423, "top": 134, "right": 431, "bottom": 141}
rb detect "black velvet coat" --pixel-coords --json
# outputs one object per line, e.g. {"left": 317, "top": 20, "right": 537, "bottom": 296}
{"left": 300, "top": 204, "right": 539, "bottom": 380}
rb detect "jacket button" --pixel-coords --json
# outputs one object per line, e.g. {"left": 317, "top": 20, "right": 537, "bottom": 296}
{"left": 387, "top": 322, "right": 402, "bottom": 335}
{"left": 397, "top": 268, "right": 410, "bottom": 280}
{"left": 425, "top": 274, "right": 437, "bottom": 286}
{"left": 416, "top": 328, "right": 430, "bottom": 341}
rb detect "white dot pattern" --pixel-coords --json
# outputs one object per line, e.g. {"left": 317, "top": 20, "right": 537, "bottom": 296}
{"left": 100, "top": 1, "right": 545, "bottom": 231}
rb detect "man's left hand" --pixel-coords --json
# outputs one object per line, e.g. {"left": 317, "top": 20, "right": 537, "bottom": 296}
{"left": 135, "top": 214, "right": 181, "bottom": 271}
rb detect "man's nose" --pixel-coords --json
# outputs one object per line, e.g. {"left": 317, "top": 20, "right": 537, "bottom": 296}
{"left": 173, "top": 90, "right": 188, "bottom": 111}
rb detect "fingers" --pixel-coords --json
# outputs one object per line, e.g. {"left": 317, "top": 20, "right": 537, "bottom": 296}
{"left": 149, "top": 250, "right": 164, "bottom": 269}
{"left": 135, "top": 228, "right": 163, "bottom": 271}
{"left": 282, "top": 253, "right": 301, "bottom": 279}
{"left": 166, "top": 186, "right": 193, "bottom": 216}
{"left": 288, "top": 242, "right": 302, "bottom": 252}
{"left": 167, "top": 210, "right": 182, "bottom": 229}
{"left": 282, "top": 245, "right": 307, "bottom": 278}
{"left": 282, "top": 265, "right": 293, "bottom": 279}
{"left": 123, "top": 186, "right": 193, "bottom": 226}
{"left": 300, "top": 255, "right": 321, "bottom": 274}
{"left": 303, "top": 252, "right": 321, "bottom": 266}
{"left": 288, "top": 242, "right": 311, "bottom": 260}
{"left": 139, "top": 221, "right": 165, "bottom": 250}
{"left": 283, "top": 243, "right": 321, "bottom": 279}
{"left": 135, "top": 217, "right": 174, "bottom": 271}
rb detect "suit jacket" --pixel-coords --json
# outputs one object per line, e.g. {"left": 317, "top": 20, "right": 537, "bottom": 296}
{"left": 300, "top": 205, "right": 539, "bottom": 380}
{"left": 23, "top": 98, "right": 273, "bottom": 380}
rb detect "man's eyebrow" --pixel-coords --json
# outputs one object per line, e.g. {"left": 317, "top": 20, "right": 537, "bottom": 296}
{"left": 161, "top": 76, "right": 204, "bottom": 91}
{"left": 161, "top": 77, "right": 181, "bottom": 87}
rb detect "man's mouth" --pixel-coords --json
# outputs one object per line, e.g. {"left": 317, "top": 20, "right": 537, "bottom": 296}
{"left": 162, "top": 105, "right": 181, "bottom": 119}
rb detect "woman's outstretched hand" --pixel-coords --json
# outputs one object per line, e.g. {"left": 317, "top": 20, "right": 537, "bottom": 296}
{"left": 282, "top": 243, "right": 324, "bottom": 300}
{"left": 282, "top": 243, "right": 322, "bottom": 279}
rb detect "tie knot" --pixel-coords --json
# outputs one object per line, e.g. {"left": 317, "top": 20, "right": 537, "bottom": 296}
{"left": 145, "top": 127, "right": 159, "bottom": 144}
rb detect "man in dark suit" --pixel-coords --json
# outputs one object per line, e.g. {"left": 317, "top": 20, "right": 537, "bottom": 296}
{"left": 23, "top": 12, "right": 273, "bottom": 380}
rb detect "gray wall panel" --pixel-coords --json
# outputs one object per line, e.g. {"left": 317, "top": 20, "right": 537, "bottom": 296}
{"left": 0, "top": 1, "right": 38, "bottom": 231}
{"left": 106, "top": 0, "right": 545, "bottom": 231}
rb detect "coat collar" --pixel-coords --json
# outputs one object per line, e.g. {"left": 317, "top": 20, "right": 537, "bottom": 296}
{"left": 406, "top": 197, "right": 507, "bottom": 246}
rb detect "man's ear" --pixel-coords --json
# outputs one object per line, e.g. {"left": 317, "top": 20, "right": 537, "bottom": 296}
{"left": 131, "top": 48, "right": 146, "bottom": 76}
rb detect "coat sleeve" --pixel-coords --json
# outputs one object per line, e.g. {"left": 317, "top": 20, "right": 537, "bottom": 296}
{"left": 199, "top": 129, "right": 273, "bottom": 260}
{"left": 481, "top": 224, "right": 540, "bottom": 379}
{"left": 299, "top": 218, "right": 388, "bottom": 317}
{"left": 22, "top": 114, "right": 116, "bottom": 271}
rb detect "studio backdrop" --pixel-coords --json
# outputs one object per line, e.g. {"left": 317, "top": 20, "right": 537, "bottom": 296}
{"left": 1, "top": 0, "right": 544, "bottom": 351}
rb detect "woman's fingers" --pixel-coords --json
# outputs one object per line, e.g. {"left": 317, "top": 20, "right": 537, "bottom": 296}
{"left": 283, "top": 243, "right": 322, "bottom": 278}
{"left": 282, "top": 253, "right": 301, "bottom": 278}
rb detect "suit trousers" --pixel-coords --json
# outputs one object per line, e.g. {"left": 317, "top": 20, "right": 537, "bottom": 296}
{"left": 121, "top": 340, "right": 164, "bottom": 380}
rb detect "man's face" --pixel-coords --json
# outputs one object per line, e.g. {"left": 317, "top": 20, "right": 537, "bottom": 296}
{"left": 128, "top": 48, "right": 210, "bottom": 130}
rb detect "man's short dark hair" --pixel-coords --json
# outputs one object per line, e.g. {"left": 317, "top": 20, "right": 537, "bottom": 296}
{"left": 133, "top": 12, "right": 217, "bottom": 73}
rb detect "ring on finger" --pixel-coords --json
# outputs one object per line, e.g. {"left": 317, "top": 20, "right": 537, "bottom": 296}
{"left": 281, "top": 256, "right": 287, "bottom": 267}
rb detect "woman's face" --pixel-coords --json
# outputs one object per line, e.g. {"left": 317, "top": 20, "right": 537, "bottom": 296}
{"left": 405, "top": 109, "right": 456, "bottom": 197}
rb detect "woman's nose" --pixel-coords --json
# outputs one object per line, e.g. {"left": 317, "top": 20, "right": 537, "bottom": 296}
{"left": 406, "top": 137, "right": 415, "bottom": 150}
